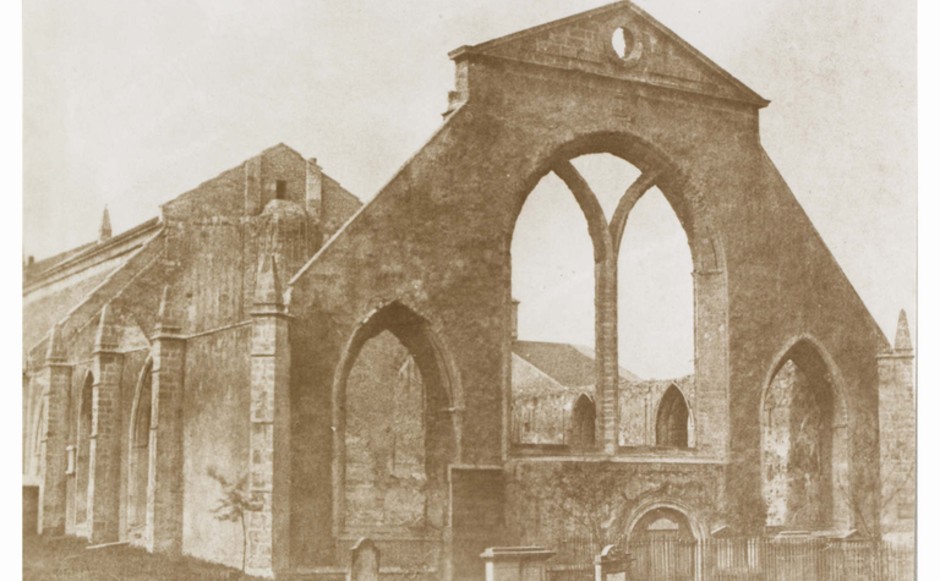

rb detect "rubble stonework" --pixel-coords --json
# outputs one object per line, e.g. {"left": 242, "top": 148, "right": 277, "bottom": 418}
{"left": 22, "top": 2, "right": 914, "bottom": 579}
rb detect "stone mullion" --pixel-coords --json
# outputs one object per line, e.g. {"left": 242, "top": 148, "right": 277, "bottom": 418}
{"left": 554, "top": 160, "right": 620, "bottom": 455}
{"left": 87, "top": 351, "right": 124, "bottom": 544}
{"left": 596, "top": 254, "right": 619, "bottom": 454}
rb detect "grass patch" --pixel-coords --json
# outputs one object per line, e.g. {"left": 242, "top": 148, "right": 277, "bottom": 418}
{"left": 23, "top": 534, "right": 266, "bottom": 580}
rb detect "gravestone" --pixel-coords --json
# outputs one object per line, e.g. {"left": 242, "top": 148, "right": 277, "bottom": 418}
{"left": 480, "top": 546, "right": 555, "bottom": 581}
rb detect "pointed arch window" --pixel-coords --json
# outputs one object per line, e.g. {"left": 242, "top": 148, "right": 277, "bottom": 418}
{"left": 334, "top": 301, "right": 458, "bottom": 536}
{"left": 570, "top": 393, "right": 596, "bottom": 449}
{"left": 75, "top": 372, "right": 94, "bottom": 525}
{"left": 655, "top": 385, "right": 690, "bottom": 448}
{"left": 127, "top": 361, "right": 153, "bottom": 530}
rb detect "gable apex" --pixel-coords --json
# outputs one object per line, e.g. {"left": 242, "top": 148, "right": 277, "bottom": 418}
{"left": 450, "top": 1, "right": 768, "bottom": 108}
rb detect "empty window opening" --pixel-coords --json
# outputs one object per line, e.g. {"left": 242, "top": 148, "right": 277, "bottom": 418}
{"left": 127, "top": 363, "right": 152, "bottom": 530}
{"left": 617, "top": 187, "right": 694, "bottom": 379}
{"left": 275, "top": 180, "right": 287, "bottom": 200}
{"left": 570, "top": 394, "right": 596, "bottom": 449}
{"left": 761, "top": 342, "right": 844, "bottom": 530}
{"left": 511, "top": 170, "right": 597, "bottom": 446}
{"left": 345, "top": 330, "right": 426, "bottom": 531}
{"left": 75, "top": 373, "right": 94, "bottom": 526}
{"left": 337, "top": 303, "right": 457, "bottom": 536}
{"left": 655, "top": 385, "right": 690, "bottom": 448}
{"left": 512, "top": 171, "right": 596, "bottom": 349}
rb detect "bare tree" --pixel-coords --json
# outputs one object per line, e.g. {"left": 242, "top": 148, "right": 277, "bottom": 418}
{"left": 208, "top": 468, "right": 264, "bottom": 573}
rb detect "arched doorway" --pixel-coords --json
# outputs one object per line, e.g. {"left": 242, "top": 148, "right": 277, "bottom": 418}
{"left": 627, "top": 505, "right": 699, "bottom": 581}
{"left": 760, "top": 338, "right": 849, "bottom": 531}
{"left": 126, "top": 360, "right": 152, "bottom": 539}
{"left": 332, "top": 301, "right": 460, "bottom": 560}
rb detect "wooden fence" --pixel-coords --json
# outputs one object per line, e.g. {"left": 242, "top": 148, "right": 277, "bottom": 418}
{"left": 544, "top": 537, "right": 914, "bottom": 581}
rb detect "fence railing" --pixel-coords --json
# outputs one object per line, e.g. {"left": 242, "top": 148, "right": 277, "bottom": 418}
{"left": 544, "top": 537, "right": 914, "bottom": 581}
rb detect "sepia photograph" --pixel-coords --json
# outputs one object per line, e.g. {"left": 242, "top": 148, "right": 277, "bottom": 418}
{"left": 19, "top": 0, "right": 918, "bottom": 579}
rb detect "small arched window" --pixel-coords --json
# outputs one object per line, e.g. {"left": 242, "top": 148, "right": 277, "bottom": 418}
{"left": 655, "top": 385, "right": 689, "bottom": 448}
{"left": 571, "top": 393, "right": 596, "bottom": 449}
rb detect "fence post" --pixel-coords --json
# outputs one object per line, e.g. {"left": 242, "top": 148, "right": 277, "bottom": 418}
{"left": 348, "top": 538, "right": 380, "bottom": 581}
{"left": 480, "top": 547, "right": 555, "bottom": 581}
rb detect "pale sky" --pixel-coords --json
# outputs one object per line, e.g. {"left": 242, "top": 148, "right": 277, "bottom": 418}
{"left": 23, "top": 0, "right": 916, "bottom": 375}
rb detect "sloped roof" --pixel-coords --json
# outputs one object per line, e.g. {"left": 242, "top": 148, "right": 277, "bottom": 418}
{"left": 513, "top": 340, "right": 640, "bottom": 386}
{"left": 450, "top": 0, "right": 768, "bottom": 108}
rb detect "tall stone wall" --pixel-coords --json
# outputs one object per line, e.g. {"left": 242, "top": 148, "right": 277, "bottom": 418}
{"left": 181, "top": 325, "right": 251, "bottom": 568}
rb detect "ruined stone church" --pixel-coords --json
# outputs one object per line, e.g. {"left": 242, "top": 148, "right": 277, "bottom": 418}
{"left": 22, "top": 2, "right": 914, "bottom": 580}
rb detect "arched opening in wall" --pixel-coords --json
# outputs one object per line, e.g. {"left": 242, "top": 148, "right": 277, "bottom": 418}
{"left": 656, "top": 385, "right": 690, "bottom": 449}
{"left": 569, "top": 394, "right": 596, "bottom": 449}
{"left": 627, "top": 506, "right": 697, "bottom": 581}
{"left": 29, "top": 398, "right": 46, "bottom": 484}
{"left": 335, "top": 302, "right": 457, "bottom": 542}
{"left": 605, "top": 175, "right": 695, "bottom": 381}
{"left": 511, "top": 151, "right": 697, "bottom": 450}
{"left": 75, "top": 372, "right": 94, "bottom": 529}
{"left": 511, "top": 167, "right": 599, "bottom": 446}
{"left": 761, "top": 340, "right": 848, "bottom": 531}
{"left": 126, "top": 361, "right": 152, "bottom": 535}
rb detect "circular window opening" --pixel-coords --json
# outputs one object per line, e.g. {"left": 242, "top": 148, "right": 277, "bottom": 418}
{"left": 611, "top": 27, "right": 639, "bottom": 62}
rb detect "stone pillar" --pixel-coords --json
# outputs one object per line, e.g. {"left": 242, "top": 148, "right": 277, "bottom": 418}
{"left": 146, "top": 287, "right": 186, "bottom": 554}
{"left": 37, "top": 324, "right": 71, "bottom": 535}
{"left": 876, "top": 309, "right": 915, "bottom": 543}
{"left": 596, "top": 256, "right": 619, "bottom": 454}
{"left": 87, "top": 304, "right": 125, "bottom": 543}
{"left": 480, "top": 547, "right": 555, "bottom": 581}
{"left": 245, "top": 254, "right": 292, "bottom": 577}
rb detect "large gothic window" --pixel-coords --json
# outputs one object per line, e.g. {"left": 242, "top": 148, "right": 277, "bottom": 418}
{"left": 510, "top": 151, "right": 695, "bottom": 452}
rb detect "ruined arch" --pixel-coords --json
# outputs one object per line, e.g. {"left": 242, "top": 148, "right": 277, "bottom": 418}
{"left": 656, "top": 385, "right": 691, "bottom": 448}
{"left": 506, "top": 130, "right": 727, "bottom": 453}
{"left": 126, "top": 358, "right": 153, "bottom": 533}
{"left": 332, "top": 300, "right": 461, "bottom": 536}
{"left": 759, "top": 335, "right": 850, "bottom": 530}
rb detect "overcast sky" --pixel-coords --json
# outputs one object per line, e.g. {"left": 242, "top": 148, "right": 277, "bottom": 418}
{"left": 23, "top": 0, "right": 916, "bottom": 374}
